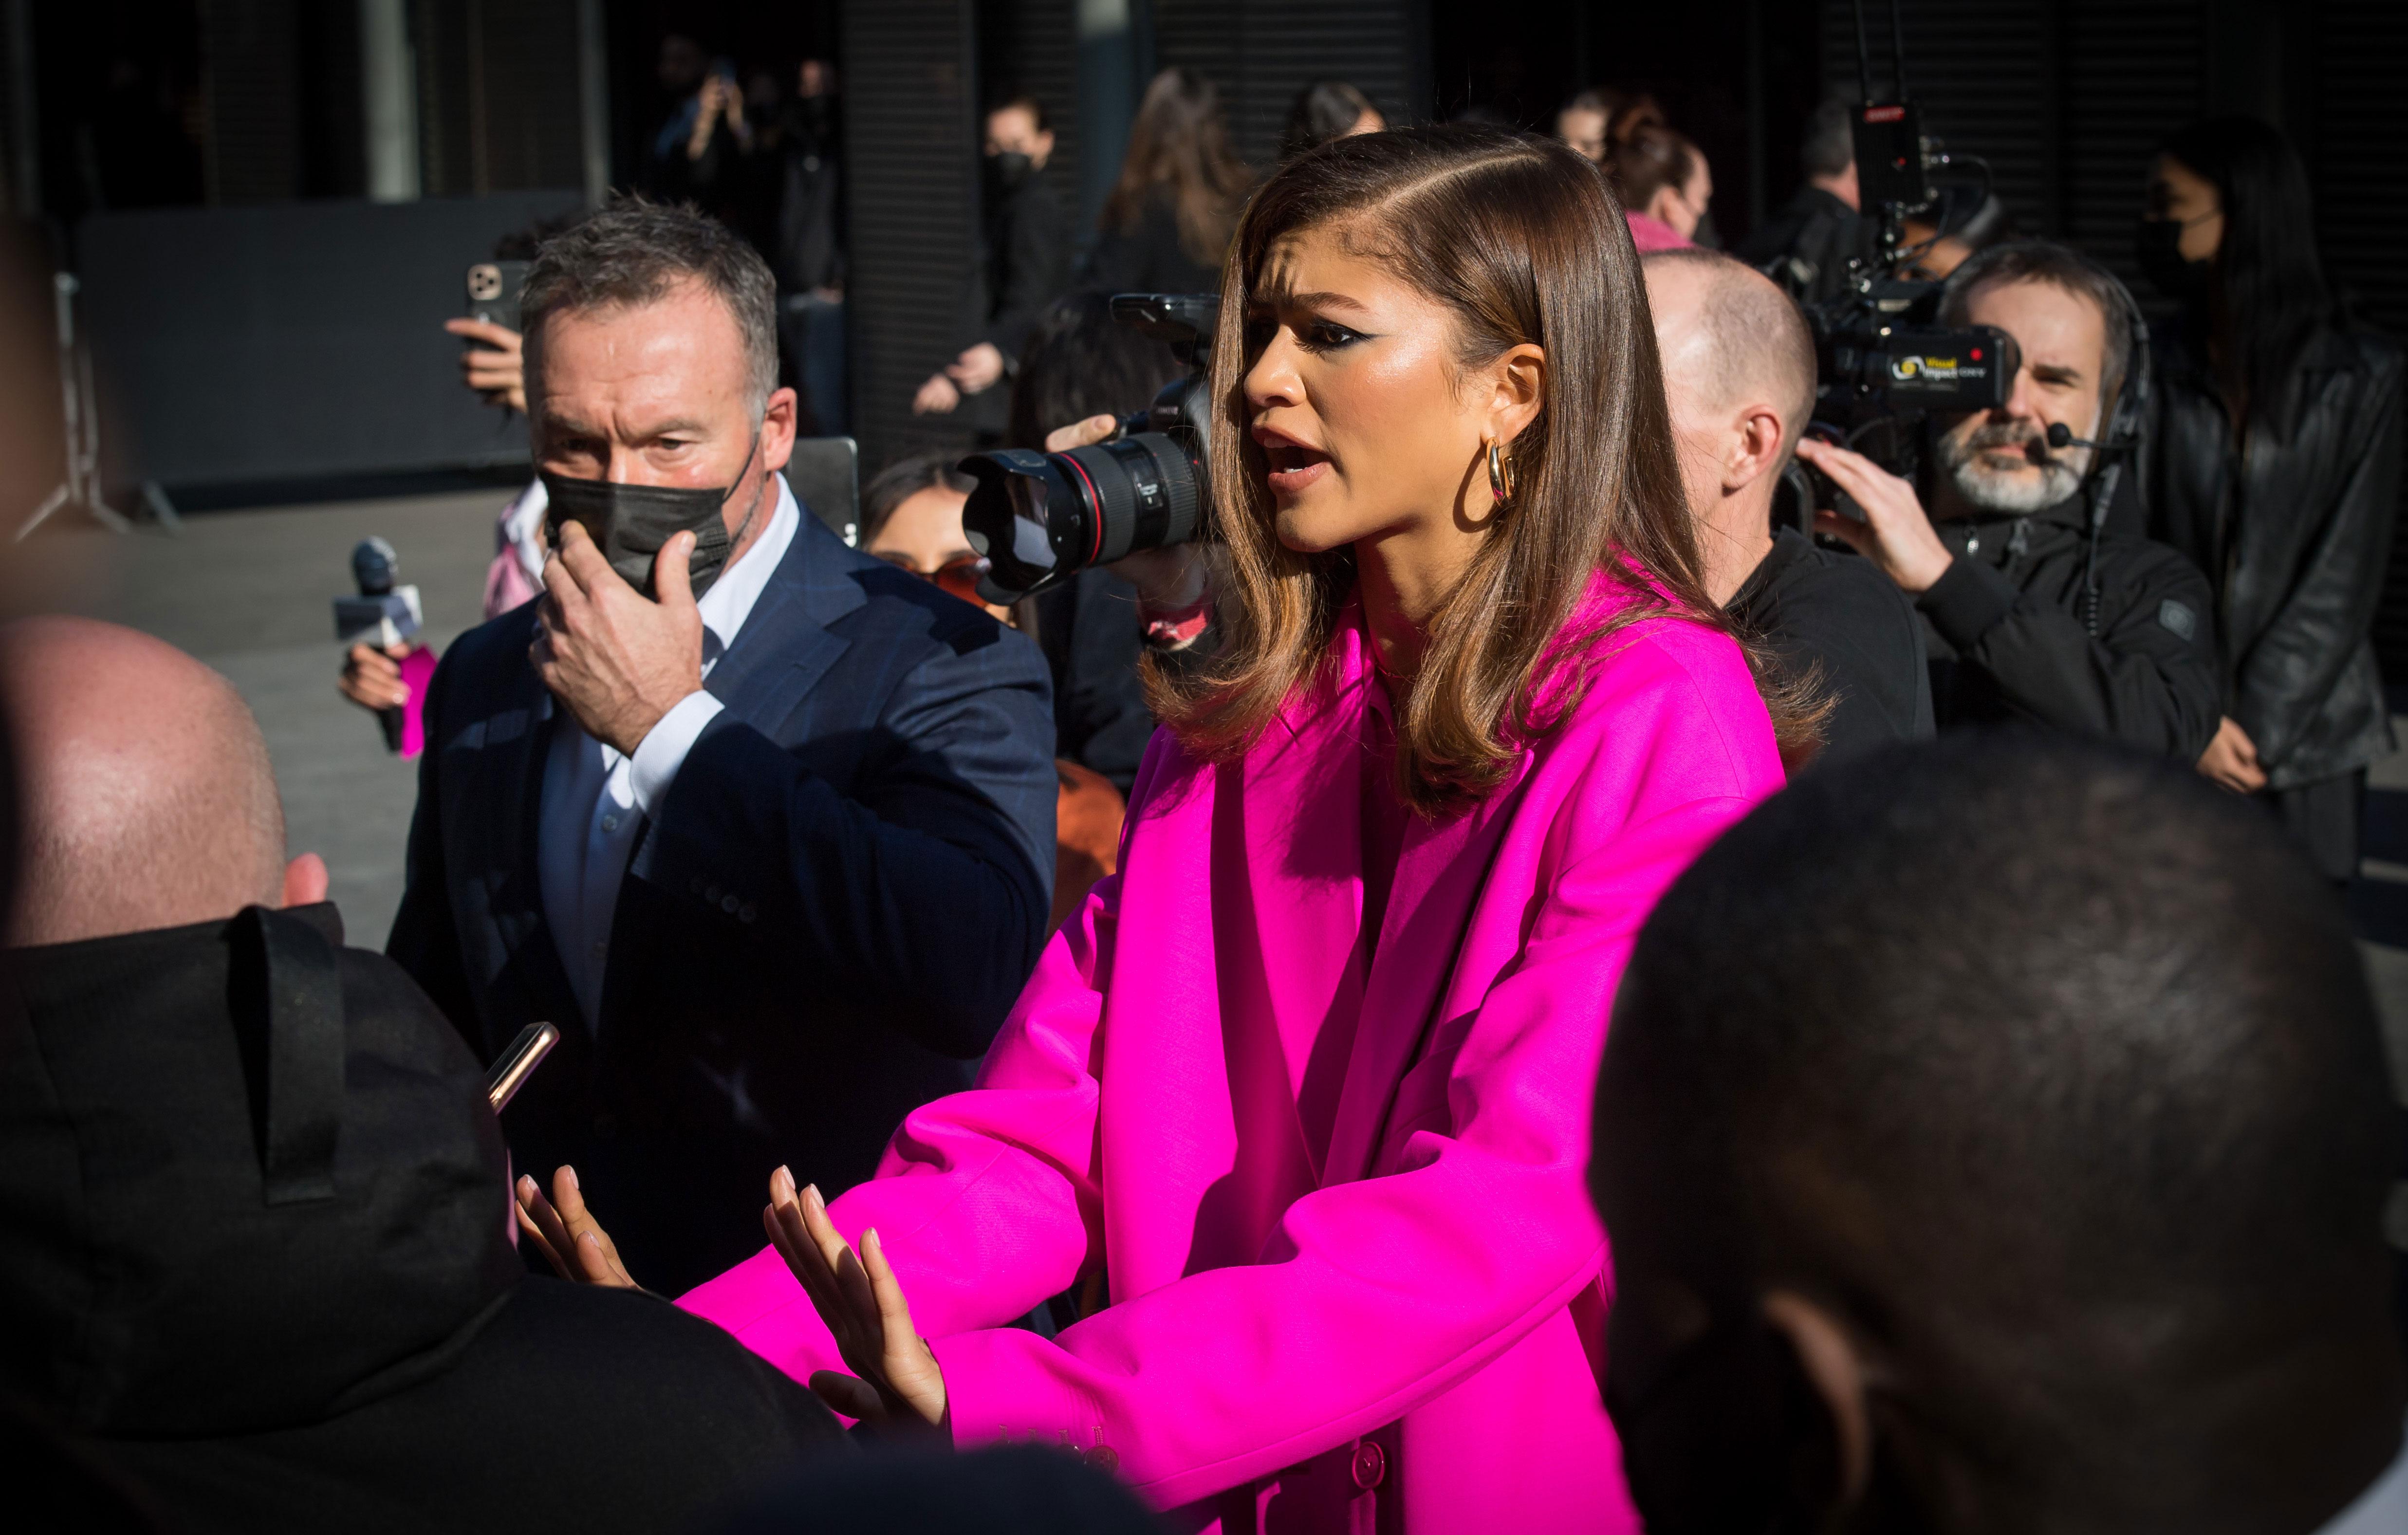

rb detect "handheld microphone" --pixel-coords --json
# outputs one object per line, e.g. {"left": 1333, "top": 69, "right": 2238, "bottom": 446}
{"left": 334, "top": 537, "right": 433, "bottom": 756}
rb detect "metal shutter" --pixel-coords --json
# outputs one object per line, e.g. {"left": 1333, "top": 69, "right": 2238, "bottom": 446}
{"left": 1151, "top": 0, "right": 1417, "bottom": 169}
{"left": 840, "top": 0, "right": 979, "bottom": 469}
{"left": 413, "top": 0, "right": 584, "bottom": 197}
{"left": 201, "top": 0, "right": 300, "bottom": 203}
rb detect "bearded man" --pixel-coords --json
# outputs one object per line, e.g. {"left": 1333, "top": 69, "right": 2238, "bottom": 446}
{"left": 1796, "top": 241, "right": 2222, "bottom": 758}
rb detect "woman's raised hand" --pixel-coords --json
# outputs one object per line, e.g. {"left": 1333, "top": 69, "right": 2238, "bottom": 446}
{"left": 763, "top": 1165, "right": 948, "bottom": 1433}
{"left": 515, "top": 1165, "right": 643, "bottom": 1290}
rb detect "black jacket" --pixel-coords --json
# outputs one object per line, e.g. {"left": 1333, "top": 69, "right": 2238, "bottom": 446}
{"left": 1087, "top": 190, "right": 1223, "bottom": 297}
{"left": 2145, "top": 323, "right": 2404, "bottom": 789}
{"left": 1915, "top": 489, "right": 2223, "bottom": 759}
{"left": 1729, "top": 526, "right": 1935, "bottom": 760}
{"left": 0, "top": 904, "right": 842, "bottom": 1535}
{"left": 388, "top": 517, "right": 1058, "bottom": 1295}
{"left": 1736, "top": 185, "right": 1872, "bottom": 306}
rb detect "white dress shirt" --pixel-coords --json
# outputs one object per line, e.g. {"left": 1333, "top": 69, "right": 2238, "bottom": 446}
{"left": 537, "top": 475, "right": 800, "bottom": 1029}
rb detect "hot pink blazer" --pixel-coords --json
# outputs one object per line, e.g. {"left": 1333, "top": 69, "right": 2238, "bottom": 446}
{"left": 682, "top": 576, "right": 1783, "bottom": 1530}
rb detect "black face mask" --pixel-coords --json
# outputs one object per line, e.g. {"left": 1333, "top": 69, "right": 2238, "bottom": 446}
{"left": 985, "top": 149, "right": 1034, "bottom": 195}
{"left": 2134, "top": 218, "right": 2212, "bottom": 307}
{"left": 541, "top": 430, "right": 766, "bottom": 601}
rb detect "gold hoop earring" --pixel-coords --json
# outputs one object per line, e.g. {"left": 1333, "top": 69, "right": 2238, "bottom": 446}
{"left": 1487, "top": 439, "right": 1517, "bottom": 509}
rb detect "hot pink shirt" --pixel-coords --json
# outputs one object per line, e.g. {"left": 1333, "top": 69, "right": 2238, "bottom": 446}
{"left": 1625, "top": 210, "right": 1694, "bottom": 251}
{"left": 682, "top": 573, "right": 1784, "bottom": 1530}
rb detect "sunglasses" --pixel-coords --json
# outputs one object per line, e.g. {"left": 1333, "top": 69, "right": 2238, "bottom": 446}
{"left": 877, "top": 550, "right": 993, "bottom": 606}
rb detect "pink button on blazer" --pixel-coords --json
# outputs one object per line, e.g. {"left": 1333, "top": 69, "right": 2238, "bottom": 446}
{"left": 682, "top": 575, "right": 1784, "bottom": 1531}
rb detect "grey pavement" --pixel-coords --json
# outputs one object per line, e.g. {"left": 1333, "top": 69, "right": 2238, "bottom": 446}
{"left": 29, "top": 487, "right": 507, "bottom": 947}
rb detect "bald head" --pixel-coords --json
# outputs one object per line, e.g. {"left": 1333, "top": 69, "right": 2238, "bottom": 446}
{"left": 1, "top": 618, "right": 296, "bottom": 946}
{"left": 1644, "top": 247, "right": 1817, "bottom": 458}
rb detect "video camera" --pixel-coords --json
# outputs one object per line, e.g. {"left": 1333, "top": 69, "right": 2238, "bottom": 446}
{"left": 1799, "top": 0, "right": 2015, "bottom": 502}
{"left": 958, "top": 293, "right": 1216, "bottom": 601}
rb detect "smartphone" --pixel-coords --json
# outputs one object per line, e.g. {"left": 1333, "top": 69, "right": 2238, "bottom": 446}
{"left": 485, "top": 1020, "right": 559, "bottom": 1113}
{"left": 465, "top": 259, "right": 529, "bottom": 334}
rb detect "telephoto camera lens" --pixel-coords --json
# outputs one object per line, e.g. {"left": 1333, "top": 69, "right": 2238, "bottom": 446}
{"left": 959, "top": 428, "right": 1204, "bottom": 601}
{"left": 959, "top": 292, "right": 1220, "bottom": 601}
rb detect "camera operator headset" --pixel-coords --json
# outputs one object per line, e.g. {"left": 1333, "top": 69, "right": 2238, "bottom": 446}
{"left": 2044, "top": 269, "right": 2151, "bottom": 639}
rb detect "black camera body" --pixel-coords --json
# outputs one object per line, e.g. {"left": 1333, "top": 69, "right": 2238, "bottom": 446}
{"left": 960, "top": 293, "right": 1218, "bottom": 600}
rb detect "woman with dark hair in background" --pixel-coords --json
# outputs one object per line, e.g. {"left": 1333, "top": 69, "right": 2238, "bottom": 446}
{"left": 1280, "top": 79, "right": 1384, "bottom": 161}
{"left": 1087, "top": 68, "right": 1251, "bottom": 294}
{"left": 540, "top": 125, "right": 1794, "bottom": 1530}
{"left": 2140, "top": 116, "right": 2404, "bottom": 880}
{"left": 1609, "top": 124, "right": 1711, "bottom": 252}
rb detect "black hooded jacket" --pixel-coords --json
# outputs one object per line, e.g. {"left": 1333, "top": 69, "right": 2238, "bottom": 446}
{"left": 1915, "top": 487, "right": 2223, "bottom": 760}
{"left": 0, "top": 903, "right": 842, "bottom": 1534}
{"left": 2145, "top": 323, "right": 2404, "bottom": 789}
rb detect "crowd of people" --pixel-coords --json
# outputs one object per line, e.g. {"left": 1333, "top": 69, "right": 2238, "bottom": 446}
{"left": 1, "top": 49, "right": 2403, "bottom": 1535}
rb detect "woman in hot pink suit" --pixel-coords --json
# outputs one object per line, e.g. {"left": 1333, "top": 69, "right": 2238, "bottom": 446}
{"left": 525, "top": 127, "right": 1799, "bottom": 1530}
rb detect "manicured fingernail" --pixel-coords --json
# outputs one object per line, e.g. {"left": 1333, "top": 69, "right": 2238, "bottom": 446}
{"left": 564, "top": 1165, "right": 579, "bottom": 1190}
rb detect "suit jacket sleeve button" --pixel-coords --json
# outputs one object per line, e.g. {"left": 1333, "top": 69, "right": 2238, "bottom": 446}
{"left": 1351, "top": 1441, "right": 1386, "bottom": 1490}
{"left": 1084, "top": 1444, "right": 1118, "bottom": 1473}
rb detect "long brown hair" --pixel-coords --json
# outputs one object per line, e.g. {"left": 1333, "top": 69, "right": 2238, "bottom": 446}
{"left": 1149, "top": 126, "right": 1820, "bottom": 812}
{"left": 1101, "top": 68, "right": 1251, "bottom": 268}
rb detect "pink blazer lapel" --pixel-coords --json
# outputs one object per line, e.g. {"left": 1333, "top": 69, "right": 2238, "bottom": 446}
{"left": 1191, "top": 655, "right": 1375, "bottom": 1258}
{"left": 1317, "top": 748, "right": 1533, "bottom": 1188}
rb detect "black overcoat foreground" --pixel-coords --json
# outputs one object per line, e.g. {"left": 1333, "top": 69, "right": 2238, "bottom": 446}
{"left": 0, "top": 904, "right": 844, "bottom": 1535}
{"left": 388, "top": 510, "right": 1058, "bottom": 1295}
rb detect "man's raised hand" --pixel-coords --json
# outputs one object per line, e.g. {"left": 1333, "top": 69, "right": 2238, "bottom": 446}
{"left": 531, "top": 520, "right": 705, "bottom": 756}
{"left": 1797, "top": 436, "right": 1957, "bottom": 595}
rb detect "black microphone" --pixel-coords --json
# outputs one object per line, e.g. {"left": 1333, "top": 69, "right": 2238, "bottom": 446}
{"left": 2044, "top": 422, "right": 2104, "bottom": 451}
{"left": 334, "top": 536, "right": 423, "bottom": 753}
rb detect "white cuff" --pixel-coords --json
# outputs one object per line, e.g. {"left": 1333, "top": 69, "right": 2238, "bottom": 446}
{"left": 628, "top": 690, "right": 725, "bottom": 815}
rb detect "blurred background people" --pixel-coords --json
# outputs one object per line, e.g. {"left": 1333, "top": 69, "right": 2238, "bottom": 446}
{"left": 856, "top": 451, "right": 1126, "bottom": 932}
{"left": 1798, "top": 241, "right": 2223, "bottom": 759}
{"left": 1555, "top": 85, "right": 1664, "bottom": 166}
{"left": 1610, "top": 125, "right": 1711, "bottom": 251}
{"left": 1597, "top": 733, "right": 2406, "bottom": 1535}
{"left": 2140, "top": 116, "right": 2405, "bottom": 884}
{"left": 646, "top": 36, "right": 752, "bottom": 215}
{"left": 1645, "top": 247, "right": 1931, "bottom": 757}
{"left": 753, "top": 59, "right": 848, "bottom": 436}
{"left": 1738, "top": 95, "right": 1871, "bottom": 301}
{"left": 1895, "top": 182, "right": 2015, "bottom": 282}
{"left": 1279, "top": 79, "right": 1384, "bottom": 161}
{"left": 387, "top": 202, "right": 1056, "bottom": 1297}
{"left": 1087, "top": 68, "right": 1250, "bottom": 295}
{"left": 0, "top": 617, "right": 845, "bottom": 1533}
{"left": 912, "top": 94, "right": 1071, "bottom": 435}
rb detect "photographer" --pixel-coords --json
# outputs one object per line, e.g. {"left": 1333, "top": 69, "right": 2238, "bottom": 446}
{"left": 2140, "top": 117, "right": 2403, "bottom": 881}
{"left": 1738, "top": 97, "right": 1873, "bottom": 303}
{"left": 1796, "top": 241, "right": 2222, "bottom": 758}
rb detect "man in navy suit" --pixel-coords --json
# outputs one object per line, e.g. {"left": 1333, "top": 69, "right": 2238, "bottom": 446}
{"left": 388, "top": 201, "right": 1056, "bottom": 1295}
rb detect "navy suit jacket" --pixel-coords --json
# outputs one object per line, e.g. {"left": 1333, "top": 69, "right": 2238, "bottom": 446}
{"left": 388, "top": 513, "right": 1056, "bottom": 1295}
